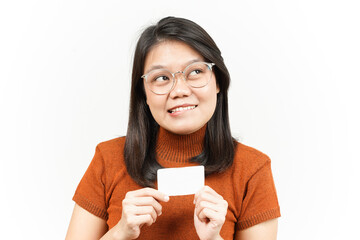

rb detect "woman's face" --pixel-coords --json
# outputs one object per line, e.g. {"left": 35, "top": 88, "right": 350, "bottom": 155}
{"left": 143, "top": 40, "right": 219, "bottom": 135}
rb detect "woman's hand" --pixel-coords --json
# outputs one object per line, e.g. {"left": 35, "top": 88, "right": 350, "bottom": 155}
{"left": 112, "top": 188, "right": 169, "bottom": 240}
{"left": 193, "top": 186, "right": 228, "bottom": 240}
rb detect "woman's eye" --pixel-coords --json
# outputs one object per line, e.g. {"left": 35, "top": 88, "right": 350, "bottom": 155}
{"left": 189, "top": 69, "right": 202, "bottom": 75}
{"left": 153, "top": 76, "right": 170, "bottom": 82}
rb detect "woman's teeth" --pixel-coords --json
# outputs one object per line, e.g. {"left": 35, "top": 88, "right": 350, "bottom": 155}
{"left": 169, "top": 105, "right": 196, "bottom": 113}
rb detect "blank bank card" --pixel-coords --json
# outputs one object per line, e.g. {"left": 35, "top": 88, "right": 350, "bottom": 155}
{"left": 157, "top": 166, "right": 204, "bottom": 196}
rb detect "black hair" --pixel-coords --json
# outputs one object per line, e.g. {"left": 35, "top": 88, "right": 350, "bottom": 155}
{"left": 124, "top": 16, "right": 236, "bottom": 187}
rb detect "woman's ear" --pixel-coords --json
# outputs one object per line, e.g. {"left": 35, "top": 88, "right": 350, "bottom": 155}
{"left": 216, "top": 84, "right": 220, "bottom": 94}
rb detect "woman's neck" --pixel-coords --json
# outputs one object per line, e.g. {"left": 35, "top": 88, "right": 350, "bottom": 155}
{"left": 155, "top": 125, "right": 206, "bottom": 166}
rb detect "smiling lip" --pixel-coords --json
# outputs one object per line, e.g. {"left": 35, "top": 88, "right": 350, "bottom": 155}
{"left": 168, "top": 104, "right": 198, "bottom": 114}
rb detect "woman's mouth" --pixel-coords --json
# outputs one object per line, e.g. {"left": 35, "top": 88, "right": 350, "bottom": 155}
{"left": 168, "top": 105, "right": 197, "bottom": 114}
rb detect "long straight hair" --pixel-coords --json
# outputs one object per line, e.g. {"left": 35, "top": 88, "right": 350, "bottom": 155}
{"left": 124, "top": 17, "right": 236, "bottom": 187}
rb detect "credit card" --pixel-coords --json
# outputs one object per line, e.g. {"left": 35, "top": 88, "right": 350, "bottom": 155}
{"left": 157, "top": 166, "right": 204, "bottom": 196}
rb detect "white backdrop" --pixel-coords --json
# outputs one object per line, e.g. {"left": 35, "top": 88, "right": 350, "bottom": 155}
{"left": 1, "top": 0, "right": 359, "bottom": 239}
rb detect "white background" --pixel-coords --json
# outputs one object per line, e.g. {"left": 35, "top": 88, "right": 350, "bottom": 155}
{"left": 1, "top": 0, "right": 359, "bottom": 239}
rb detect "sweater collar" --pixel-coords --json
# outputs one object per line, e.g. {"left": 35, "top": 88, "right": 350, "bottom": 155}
{"left": 155, "top": 125, "right": 206, "bottom": 165}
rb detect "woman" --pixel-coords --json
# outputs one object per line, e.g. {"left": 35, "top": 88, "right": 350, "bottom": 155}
{"left": 66, "top": 16, "right": 280, "bottom": 240}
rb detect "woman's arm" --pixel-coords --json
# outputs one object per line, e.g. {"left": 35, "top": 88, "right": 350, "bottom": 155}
{"left": 234, "top": 218, "right": 278, "bottom": 240}
{"left": 66, "top": 204, "right": 125, "bottom": 240}
{"left": 66, "top": 188, "right": 169, "bottom": 240}
{"left": 66, "top": 204, "right": 108, "bottom": 240}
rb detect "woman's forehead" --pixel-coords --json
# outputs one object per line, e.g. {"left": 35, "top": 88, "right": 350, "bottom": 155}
{"left": 144, "top": 40, "right": 204, "bottom": 72}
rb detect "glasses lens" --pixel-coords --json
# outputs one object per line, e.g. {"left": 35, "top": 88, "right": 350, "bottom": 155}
{"left": 184, "top": 62, "right": 212, "bottom": 88}
{"left": 146, "top": 69, "right": 173, "bottom": 94}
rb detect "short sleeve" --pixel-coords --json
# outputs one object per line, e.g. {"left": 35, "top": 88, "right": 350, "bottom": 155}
{"left": 72, "top": 145, "right": 108, "bottom": 220}
{"left": 236, "top": 158, "right": 281, "bottom": 230}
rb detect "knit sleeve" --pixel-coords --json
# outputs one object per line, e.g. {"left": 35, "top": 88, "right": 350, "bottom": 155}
{"left": 72, "top": 145, "right": 108, "bottom": 220}
{"left": 236, "top": 158, "right": 281, "bottom": 230}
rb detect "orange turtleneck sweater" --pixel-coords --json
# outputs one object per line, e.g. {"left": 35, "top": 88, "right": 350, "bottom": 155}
{"left": 73, "top": 126, "right": 280, "bottom": 239}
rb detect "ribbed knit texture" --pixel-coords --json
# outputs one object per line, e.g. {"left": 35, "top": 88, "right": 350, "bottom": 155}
{"left": 73, "top": 193, "right": 108, "bottom": 220}
{"left": 73, "top": 126, "right": 281, "bottom": 239}
{"left": 156, "top": 125, "right": 205, "bottom": 165}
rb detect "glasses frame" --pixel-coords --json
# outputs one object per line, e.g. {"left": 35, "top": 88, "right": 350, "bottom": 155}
{"left": 141, "top": 61, "right": 215, "bottom": 95}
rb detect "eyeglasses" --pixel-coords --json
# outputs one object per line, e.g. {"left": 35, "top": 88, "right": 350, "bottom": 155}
{"left": 141, "top": 61, "right": 215, "bottom": 95}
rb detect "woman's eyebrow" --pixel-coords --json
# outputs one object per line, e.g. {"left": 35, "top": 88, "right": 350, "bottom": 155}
{"left": 145, "top": 64, "right": 166, "bottom": 73}
{"left": 144, "top": 58, "right": 204, "bottom": 74}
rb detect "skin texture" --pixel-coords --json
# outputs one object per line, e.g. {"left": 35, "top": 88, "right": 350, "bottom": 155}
{"left": 112, "top": 188, "right": 169, "bottom": 239}
{"left": 66, "top": 204, "right": 107, "bottom": 239}
{"left": 194, "top": 186, "right": 228, "bottom": 240}
{"left": 143, "top": 40, "right": 219, "bottom": 135}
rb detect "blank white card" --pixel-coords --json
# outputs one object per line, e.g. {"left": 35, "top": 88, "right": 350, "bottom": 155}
{"left": 157, "top": 166, "right": 204, "bottom": 196}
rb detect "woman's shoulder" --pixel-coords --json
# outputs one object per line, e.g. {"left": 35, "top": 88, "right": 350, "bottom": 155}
{"left": 94, "top": 136, "right": 127, "bottom": 162}
{"left": 232, "top": 140, "right": 272, "bottom": 174}
{"left": 97, "top": 136, "right": 126, "bottom": 149}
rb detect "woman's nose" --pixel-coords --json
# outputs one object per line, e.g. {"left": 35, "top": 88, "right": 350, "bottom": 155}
{"left": 169, "top": 73, "right": 192, "bottom": 98}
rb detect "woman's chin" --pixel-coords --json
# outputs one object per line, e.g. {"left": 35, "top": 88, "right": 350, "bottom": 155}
{"left": 163, "top": 124, "right": 205, "bottom": 135}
